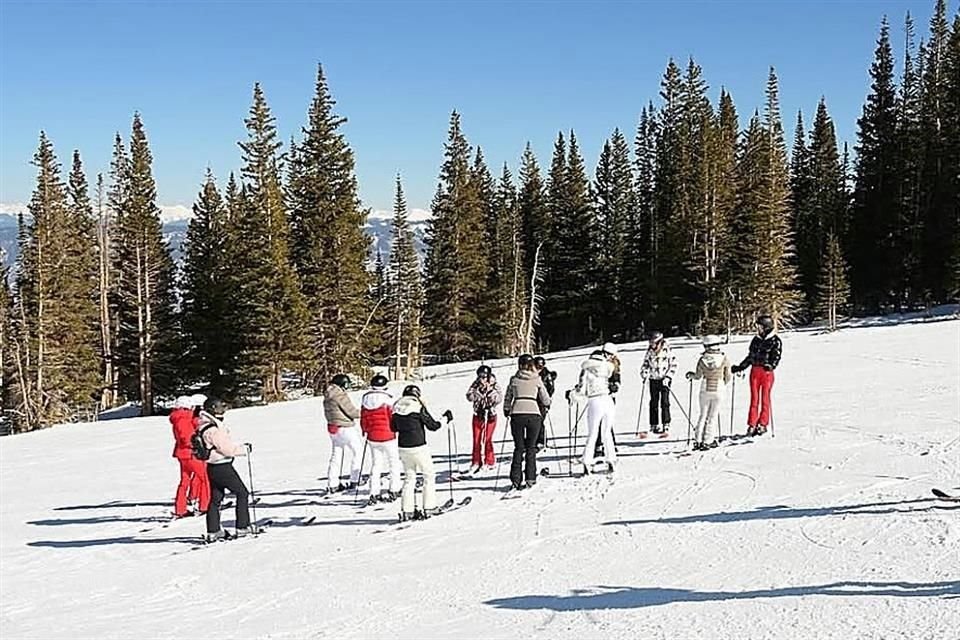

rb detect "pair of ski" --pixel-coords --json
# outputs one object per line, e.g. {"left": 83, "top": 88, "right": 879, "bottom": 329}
{"left": 386, "top": 496, "right": 473, "bottom": 531}
{"left": 932, "top": 488, "right": 959, "bottom": 502}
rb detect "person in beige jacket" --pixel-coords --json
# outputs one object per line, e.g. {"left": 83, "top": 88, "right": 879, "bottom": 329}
{"left": 685, "top": 335, "right": 733, "bottom": 450}
{"left": 503, "top": 354, "right": 552, "bottom": 489}
{"left": 323, "top": 373, "right": 363, "bottom": 494}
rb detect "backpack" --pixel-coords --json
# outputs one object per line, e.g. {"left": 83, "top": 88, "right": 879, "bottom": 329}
{"left": 190, "top": 423, "right": 218, "bottom": 461}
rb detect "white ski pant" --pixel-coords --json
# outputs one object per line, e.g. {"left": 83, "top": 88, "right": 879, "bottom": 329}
{"left": 582, "top": 395, "right": 617, "bottom": 466}
{"left": 327, "top": 426, "right": 363, "bottom": 489}
{"left": 694, "top": 391, "right": 723, "bottom": 444}
{"left": 368, "top": 439, "right": 403, "bottom": 496}
{"left": 399, "top": 445, "right": 436, "bottom": 513}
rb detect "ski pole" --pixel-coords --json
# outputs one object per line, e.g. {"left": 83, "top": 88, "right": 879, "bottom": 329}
{"left": 354, "top": 436, "right": 369, "bottom": 504}
{"left": 545, "top": 414, "right": 559, "bottom": 475}
{"left": 246, "top": 451, "right": 258, "bottom": 529}
{"left": 567, "top": 398, "right": 573, "bottom": 476}
{"left": 493, "top": 416, "right": 510, "bottom": 490}
{"left": 686, "top": 379, "right": 693, "bottom": 449}
{"left": 635, "top": 380, "right": 647, "bottom": 437}
{"left": 445, "top": 416, "right": 455, "bottom": 504}
{"left": 451, "top": 415, "right": 461, "bottom": 472}
{"left": 729, "top": 375, "right": 736, "bottom": 439}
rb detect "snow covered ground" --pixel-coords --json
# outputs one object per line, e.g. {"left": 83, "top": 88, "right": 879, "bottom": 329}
{"left": 1, "top": 317, "right": 958, "bottom": 639}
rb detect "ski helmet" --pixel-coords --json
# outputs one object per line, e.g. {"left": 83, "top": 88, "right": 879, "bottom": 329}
{"left": 756, "top": 314, "right": 774, "bottom": 333}
{"left": 648, "top": 331, "right": 665, "bottom": 346}
{"left": 203, "top": 397, "right": 228, "bottom": 417}
{"left": 518, "top": 353, "right": 535, "bottom": 369}
{"left": 174, "top": 396, "right": 193, "bottom": 409}
{"left": 533, "top": 356, "right": 546, "bottom": 369}
{"left": 189, "top": 393, "right": 208, "bottom": 408}
{"left": 331, "top": 373, "right": 351, "bottom": 390}
{"left": 476, "top": 364, "right": 492, "bottom": 378}
{"left": 370, "top": 374, "right": 388, "bottom": 389}
{"left": 402, "top": 384, "right": 421, "bottom": 399}
{"left": 602, "top": 342, "right": 618, "bottom": 357}
{"left": 702, "top": 334, "right": 723, "bottom": 349}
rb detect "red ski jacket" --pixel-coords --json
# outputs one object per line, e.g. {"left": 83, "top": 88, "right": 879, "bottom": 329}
{"left": 361, "top": 390, "right": 395, "bottom": 442}
{"left": 170, "top": 408, "right": 198, "bottom": 459}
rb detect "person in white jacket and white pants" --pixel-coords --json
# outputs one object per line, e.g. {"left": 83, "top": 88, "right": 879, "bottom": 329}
{"left": 572, "top": 344, "right": 618, "bottom": 473}
{"left": 685, "top": 335, "right": 733, "bottom": 450}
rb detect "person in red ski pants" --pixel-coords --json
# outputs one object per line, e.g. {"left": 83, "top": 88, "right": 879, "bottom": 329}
{"left": 171, "top": 395, "right": 210, "bottom": 516}
{"left": 465, "top": 365, "right": 502, "bottom": 473}
{"left": 731, "top": 315, "right": 783, "bottom": 436}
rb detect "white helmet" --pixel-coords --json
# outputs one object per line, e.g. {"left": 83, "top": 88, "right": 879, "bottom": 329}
{"left": 602, "top": 342, "right": 618, "bottom": 356}
{"left": 702, "top": 335, "right": 723, "bottom": 348}
{"left": 174, "top": 396, "right": 193, "bottom": 409}
{"left": 189, "top": 393, "right": 208, "bottom": 408}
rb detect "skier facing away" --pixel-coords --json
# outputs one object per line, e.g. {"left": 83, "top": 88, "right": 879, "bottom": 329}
{"left": 465, "top": 365, "right": 502, "bottom": 474}
{"left": 572, "top": 346, "right": 618, "bottom": 474}
{"left": 685, "top": 335, "right": 733, "bottom": 450}
{"left": 503, "top": 354, "right": 552, "bottom": 489}
{"left": 199, "top": 398, "right": 255, "bottom": 542}
{"left": 391, "top": 385, "right": 443, "bottom": 521}
{"left": 170, "top": 395, "right": 210, "bottom": 517}
{"left": 360, "top": 375, "right": 402, "bottom": 505}
{"left": 731, "top": 314, "right": 782, "bottom": 436}
{"left": 323, "top": 374, "right": 363, "bottom": 493}
{"left": 639, "top": 331, "right": 677, "bottom": 437}
{"left": 533, "top": 356, "right": 557, "bottom": 452}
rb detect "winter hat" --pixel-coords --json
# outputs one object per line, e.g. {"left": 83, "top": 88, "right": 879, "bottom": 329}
{"left": 370, "top": 374, "right": 388, "bottom": 389}
{"left": 174, "top": 396, "right": 193, "bottom": 409}
{"left": 602, "top": 342, "right": 618, "bottom": 356}
{"left": 702, "top": 335, "right": 723, "bottom": 349}
{"left": 189, "top": 393, "right": 208, "bottom": 408}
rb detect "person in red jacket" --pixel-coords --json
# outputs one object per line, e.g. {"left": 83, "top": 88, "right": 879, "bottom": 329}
{"left": 361, "top": 375, "right": 402, "bottom": 505}
{"left": 171, "top": 395, "right": 210, "bottom": 517}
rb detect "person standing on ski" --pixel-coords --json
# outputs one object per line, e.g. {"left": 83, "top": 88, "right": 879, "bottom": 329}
{"left": 171, "top": 395, "right": 208, "bottom": 518}
{"left": 533, "top": 356, "right": 557, "bottom": 451}
{"left": 360, "top": 374, "right": 402, "bottom": 505}
{"left": 465, "top": 365, "right": 502, "bottom": 474}
{"left": 504, "top": 354, "right": 552, "bottom": 489}
{"left": 595, "top": 342, "right": 621, "bottom": 459}
{"left": 685, "top": 335, "right": 733, "bottom": 450}
{"left": 323, "top": 374, "right": 363, "bottom": 493}
{"left": 572, "top": 346, "right": 618, "bottom": 473}
{"left": 199, "top": 398, "right": 254, "bottom": 541}
{"left": 639, "top": 332, "right": 677, "bottom": 436}
{"left": 731, "top": 314, "right": 782, "bottom": 436}
{"left": 391, "top": 385, "right": 443, "bottom": 520}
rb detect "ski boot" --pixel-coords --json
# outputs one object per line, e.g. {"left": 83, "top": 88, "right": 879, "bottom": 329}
{"left": 367, "top": 495, "right": 379, "bottom": 507}
{"left": 204, "top": 529, "right": 228, "bottom": 544}
{"left": 399, "top": 511, "right": 415, "bottom": 523}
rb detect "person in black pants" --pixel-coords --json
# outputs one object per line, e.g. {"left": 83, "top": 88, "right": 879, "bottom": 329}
{"left": 533, "top": 356, "right": 556, "bottom": 451}
{"left": 198, "top": 398, "right": 254, "bottom": 541}
{"left": 504, "top": 354, "right": 552, "bottom": 489}
{"left": 639, "top": 332, "right": 677, "bottom": 435}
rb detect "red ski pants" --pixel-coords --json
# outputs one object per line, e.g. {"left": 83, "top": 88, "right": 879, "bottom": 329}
{"left": 747, "top": 365, "right": 775, "bottom": 428}
{"left": 175, "top": 457, "right": 210, "bottom": 515}
{"left": 471, "top": 414, "right": 497, "bottom": 467}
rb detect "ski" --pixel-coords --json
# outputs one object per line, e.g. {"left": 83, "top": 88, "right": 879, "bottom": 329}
{"left": 932, "top": 488, "right": 959, "bottom": 502}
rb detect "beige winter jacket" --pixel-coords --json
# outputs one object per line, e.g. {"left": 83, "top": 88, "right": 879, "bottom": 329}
{"left": 504, "top": 369, "right": 552, "bottom": 417}
{"left": 692, "top": 351, "right": 732, "bottom": 394}
{"left": 198, "top": 412, "right": 247, "bottom": 464}
{"left": 324, "top": 384, "right": 360, "bottom": 428}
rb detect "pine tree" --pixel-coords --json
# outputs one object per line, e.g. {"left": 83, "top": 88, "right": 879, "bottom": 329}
{"left": 103, "top": 134, "right": 127, "bottom": 406}
{"left": 518, "top": 143, "right": 548, "bottom": 303}
{"left": 422, "top": 111, "right": 487, "bottom": 360}
{"left": 287, "top": 65, "right": 371, "bottom": 387}
{"left": 491, "top": 163, "right": 526, "bottom": 354}
{"left": 471, "top": 148, "right": 500, "bottom": 356}
{"left": 897, "top": 11, "right": 925, "bottom": 305}
{"left": 180, "top": 169, "right": 234, "bottom": 397}
{"left": 815, "top": 231, "right": 851, "bottom": 331}
{"left": 945, "top": 14, "right": 960, "bottom": 300}
{"left": 387, "top": 175, "right": 423, "bottom": 378}
{"left": 114, "top": 115, "right": 179, "bottom": 415}
{"left": 790, "top": 110, "right": 813, "bottom": 310}
{"left": 634, "top": 102, "right": 658, "bottom": 328}
{"left": 707, "top": 89, "right": 740, "bottom": 332}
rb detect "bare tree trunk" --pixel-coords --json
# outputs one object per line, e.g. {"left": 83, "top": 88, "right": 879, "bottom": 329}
{"left": 96, "top": 178, "right": 115, "bottom": 409}
{"left": 143, "top": 246, "right": 153, "bottom": 415}
{"left": 525, "top": 242, "right": 544, "bottom": 353}
{"left": 135, "top": 243, "right": 149, "bottom": 416}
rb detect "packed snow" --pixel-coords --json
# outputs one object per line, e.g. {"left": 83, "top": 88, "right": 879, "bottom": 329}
{"left": 1, "top": 316, "right": 958, "bottom": 639}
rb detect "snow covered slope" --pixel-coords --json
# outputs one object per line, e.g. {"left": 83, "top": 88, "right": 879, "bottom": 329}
{"left": 1, "top": 318, "right": 958, "bottom": 639}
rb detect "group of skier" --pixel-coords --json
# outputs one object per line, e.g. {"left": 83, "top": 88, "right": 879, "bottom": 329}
{"left": 170, "top": 314, "right": 782, "bottom": 536}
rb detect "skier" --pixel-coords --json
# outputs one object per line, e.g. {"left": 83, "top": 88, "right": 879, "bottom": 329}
{"left": 533, "top": 356, "right": 557, "bottom": 452}
{"left": 503, "top": 354, "right": 552, "bottom": 489}
{"left": 391, "top": 385, "right": 443, "bottom": 520}
{"left": 465, "top": 365, "right": 502, "bottom": 474}
{"left": 731, "top": 314, "right": 782, "bottom": 436}
{"left": 572, "top": 346, "right": 618, "bottom": 474}
{"left": 684, "top": 335, "right": 733, "bottom": 450}
{"left": 595, "top": 342, "right": 621, "bottom": 459}
{"left": 323, "top": 374, "right": 363, "bottom": 493}
{"left": 639, "top": 331, "right": 677, "bottom": 437}
{"left": 170, "top": 395, "right": 211, "bottom": 517}
{"left": 198, "top": 398, "right": 254, "bottom": 541}
{"left": 360, "top": 374, "right": 402, "bottom": 505}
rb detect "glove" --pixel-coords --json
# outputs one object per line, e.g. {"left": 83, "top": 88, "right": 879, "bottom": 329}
{"left": 685, "top": 371, "right": 694, "bottom": 381}
{"left": 244, "top": 442, "right": 253, "bottom": 453}
{"left": 663, "top": 377, "right": 672, "bottom": 389}
{"left": 730, "top": 364, "right": 742, "bottom": 374}
{"left": 442, "top": 409, "right": 453, "bottom": 423}
{"left": 565, "top": 389, "right": 572, "bottom": 403}
{"left": 763, "top": 364, "right": 773, "bottom": 371}
{"left": 609, "top": 381, "right": 620, "bottom": 394}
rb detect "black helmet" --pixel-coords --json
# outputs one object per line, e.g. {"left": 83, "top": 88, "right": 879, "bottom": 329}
{"left": 518, "top": 353, "right": 534, "bottom": 369}
{"left": 648, "top": 331, "right": 665, "bottom": 345}
{"left": 370, "top": 374, "right": 388, "bottom": 389}
{"left": 476, "top": 365, "right": 492, "bottom": 378}
{"left": 756, "top": 314, "right": 774, "bottom": 333}
{"left": 331, "top": 373, "right": 351, "bottom": 389}
{"left": 204, "top": 397, "right": 228, "bottom": 417}
{"left": 533, "top": 356, "right": 546, "bottom": 369}
{"left": 402, "top": 384, "right": 421, "bottom": 398}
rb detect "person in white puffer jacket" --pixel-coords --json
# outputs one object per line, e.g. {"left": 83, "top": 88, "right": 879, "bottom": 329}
{"left": 685, "top": 335, "right": 733, "bottom": 450}
{"left": 571, "top": 346, "right": 618, "bottom": 473}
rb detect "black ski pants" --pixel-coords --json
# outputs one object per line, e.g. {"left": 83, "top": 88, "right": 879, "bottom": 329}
{"left": 649, "top": 378, "right": 672, "bottom": 427}
{"left": 510, "top": 414, "right": 542, "bottom": 487}
{"left": 206, "top": 461, "right": 250, "bottom": 533}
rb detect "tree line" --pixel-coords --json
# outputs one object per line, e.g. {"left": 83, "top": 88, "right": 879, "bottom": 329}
{"left": 1, "top": 1, "right": 956, "bottom": 431}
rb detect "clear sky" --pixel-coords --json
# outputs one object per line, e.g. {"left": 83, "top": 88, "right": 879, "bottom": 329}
{"left": 0, "top": 0, "right": 941, "bottom": 216}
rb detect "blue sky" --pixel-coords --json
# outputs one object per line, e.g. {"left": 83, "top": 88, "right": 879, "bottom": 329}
{"left": 0, "top": 0, "right": 941, "bottom": 216}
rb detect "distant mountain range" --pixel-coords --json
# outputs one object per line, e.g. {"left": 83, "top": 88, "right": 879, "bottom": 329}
{"left": 0, "top": 210, "right": 429, "bottom": 273}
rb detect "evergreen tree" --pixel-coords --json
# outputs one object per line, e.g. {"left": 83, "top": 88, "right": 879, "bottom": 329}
{"left": 386, "top": 175, "right": 423, "bottom": 378}
{"left": 287, "top": 65, "right": 371, "bottom": 387}
{"left": 471, "top": 148, "right": 500, "bottom": 356}
{"left": 815, "top": 231, "right": 851, "bottom": 331}
{"left": 103, "top": 134, "right": 127, "bottom": 406}
{"left": 633, "top": 102, "right": 658, "bottom": 328}
{"left": 114, "top": 115, "right": 179, "bottom": 415}
{"left": 492, "top": 163, "right": 526, "bottom": 354}
{"left": 518, "top": 143, "right": 548, "bottom": 303}
{"left": 180, "top": 169, "right": 234, "bottom": 397}
{"left": 946, "top": 14, "right": 960, "bottom": 299}
{"left": 422, "top": 111, "right": 487, "bottom": 359}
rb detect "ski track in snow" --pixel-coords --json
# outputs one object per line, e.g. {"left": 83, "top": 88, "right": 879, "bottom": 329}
{"left": 1, "top": 320, "right": 959, "bottom": 639}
